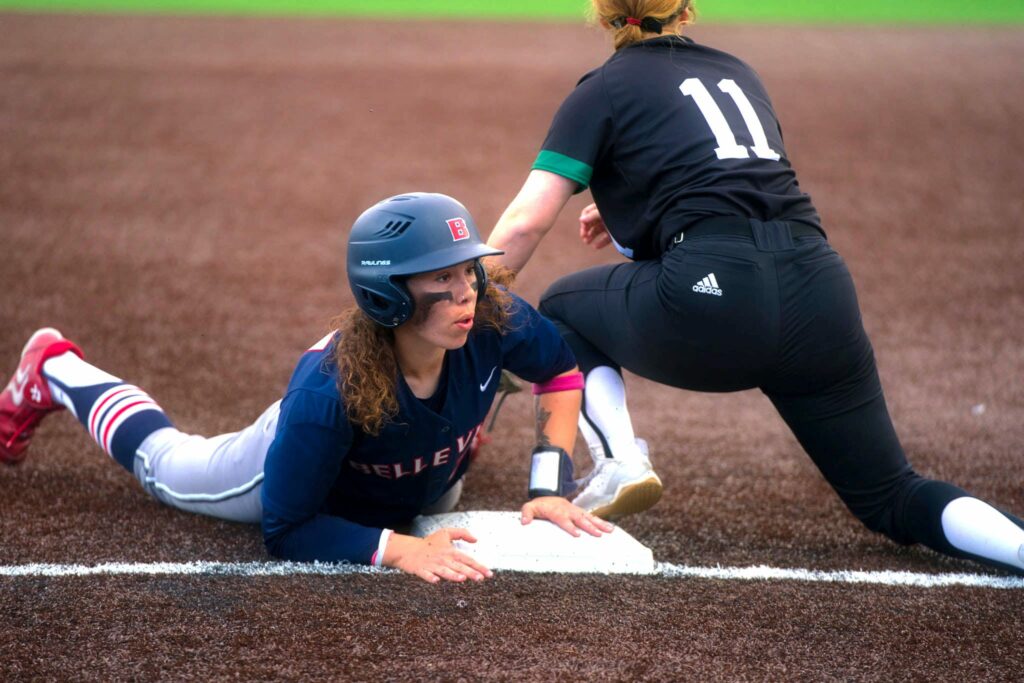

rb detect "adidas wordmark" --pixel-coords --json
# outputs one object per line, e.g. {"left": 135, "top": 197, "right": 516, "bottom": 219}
{"left": 692, "top": 273, "right": 723, "bottom": 297}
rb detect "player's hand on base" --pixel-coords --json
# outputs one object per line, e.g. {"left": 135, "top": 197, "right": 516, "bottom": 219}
{"left": 579, "top": 203, "right": 612, "bottom": 250}
{"left": 382, "top": 529, "right": 493, "bottom": 584}
{"left": 521, "top": 496, "right": 614, "bottom": 538}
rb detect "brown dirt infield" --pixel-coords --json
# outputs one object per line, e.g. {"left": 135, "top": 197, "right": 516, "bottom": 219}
{"left": 1, "top": 12, "right": 1023, "bottom": 681}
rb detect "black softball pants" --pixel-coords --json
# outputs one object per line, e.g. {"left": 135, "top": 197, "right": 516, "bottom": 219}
{"left": 539, "top": 219, "right": 1023, "bottom": 573}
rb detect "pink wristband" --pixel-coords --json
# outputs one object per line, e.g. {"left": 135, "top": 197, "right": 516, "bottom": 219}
{"left": 532, "top": 372, "right": 584, "bottom": 395}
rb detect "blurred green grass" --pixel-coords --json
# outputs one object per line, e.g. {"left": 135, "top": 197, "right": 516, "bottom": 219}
{"left": 2, "top": 0, "right": 1024, "bottom": 23}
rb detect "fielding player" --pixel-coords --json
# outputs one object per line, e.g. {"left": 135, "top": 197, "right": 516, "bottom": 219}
{"left": 487, "top": 0, "right": 1024, "bottom": 575}
{"left": 0, "top": 192, "right": 611, "bottom": 583}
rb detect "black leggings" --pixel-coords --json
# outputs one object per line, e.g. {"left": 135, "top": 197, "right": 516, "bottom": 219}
{"left": 540, "top": 219, "right": 1023, "bottom": 573}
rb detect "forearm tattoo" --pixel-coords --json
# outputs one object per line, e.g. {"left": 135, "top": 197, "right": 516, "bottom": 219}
{"left": 534, "top": 397, "right": 552, "bottom": 448}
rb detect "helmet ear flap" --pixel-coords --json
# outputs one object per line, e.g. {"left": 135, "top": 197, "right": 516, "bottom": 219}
{"left": 355, "top": 279, "right": 414, "bottom": 328}
{"left": 473, "top": 260, "right": 488, "bottom": 298}
{"left": 392, "top": 277, "right": 415, "bottom": 326}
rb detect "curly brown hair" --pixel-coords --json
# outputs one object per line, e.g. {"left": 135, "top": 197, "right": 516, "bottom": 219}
{"left": 330, "top": 264, "right": 517, "bottom": 435}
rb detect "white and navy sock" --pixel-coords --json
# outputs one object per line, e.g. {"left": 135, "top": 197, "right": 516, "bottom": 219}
{"left": 42, "top": 352, "right": 174, "bottom": 471}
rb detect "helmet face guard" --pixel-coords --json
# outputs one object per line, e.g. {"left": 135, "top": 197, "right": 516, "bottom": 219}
{"left": 346, "top": 193, "right": 504, "bottom": 328}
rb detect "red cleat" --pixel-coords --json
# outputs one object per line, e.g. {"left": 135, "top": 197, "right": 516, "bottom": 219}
{"left": 0, "top": 328, "right": 83, "bottom": 465}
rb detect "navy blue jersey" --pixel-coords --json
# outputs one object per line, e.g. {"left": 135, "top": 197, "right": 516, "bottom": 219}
{"left": 260, "top": 292, "right": 576, "bottom": 565}
{"left": 533, "top": 36, "right": 821, "bottom": 260}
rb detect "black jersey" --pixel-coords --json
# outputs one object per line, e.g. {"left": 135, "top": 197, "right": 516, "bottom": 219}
{"left": 533, "top": 36, "right": 821, "bottom": 260}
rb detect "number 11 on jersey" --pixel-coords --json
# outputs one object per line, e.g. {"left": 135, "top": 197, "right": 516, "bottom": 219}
{"left": 680, "top": 78, "right": 781, "bottom": 162}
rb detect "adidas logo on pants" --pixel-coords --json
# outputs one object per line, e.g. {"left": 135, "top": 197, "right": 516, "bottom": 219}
{"left": 692, "top": 273, "right": 723, "bottom": 296}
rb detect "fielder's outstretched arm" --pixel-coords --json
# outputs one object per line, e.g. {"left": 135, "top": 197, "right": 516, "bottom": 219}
{"left": 488, "top": 170, "right": 577, "bottom": 272}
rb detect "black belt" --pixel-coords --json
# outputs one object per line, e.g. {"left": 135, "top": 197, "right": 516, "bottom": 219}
{"left": 671, "top": 216, "right": 824, "bottom": 246}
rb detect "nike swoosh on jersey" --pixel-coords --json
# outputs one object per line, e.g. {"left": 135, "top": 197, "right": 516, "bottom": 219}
{"left": 479, "top": 366, "right": 498, "bottom": 392}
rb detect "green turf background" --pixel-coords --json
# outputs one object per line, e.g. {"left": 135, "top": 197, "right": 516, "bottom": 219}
{"left": 2, "top": 0, "right": 1024, "bottom": 23}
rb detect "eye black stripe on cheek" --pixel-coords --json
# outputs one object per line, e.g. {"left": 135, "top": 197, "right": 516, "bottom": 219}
{"left": 412, "top": 291, "right": 454, "bottom": 325}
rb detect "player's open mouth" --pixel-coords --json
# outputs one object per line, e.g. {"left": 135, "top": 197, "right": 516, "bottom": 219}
{"left": 454, "top": 315, "right": 474, "bottom": 330}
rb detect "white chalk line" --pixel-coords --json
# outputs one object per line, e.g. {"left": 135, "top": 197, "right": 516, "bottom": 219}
{"left": 655, "top": 563, "right": 1024, "bottom": 589}
{"left": 0, "top": 561, "right": 390, "bottom": 578}
{"left": 0, "top": 560, "right": 1021, "bottom": 589}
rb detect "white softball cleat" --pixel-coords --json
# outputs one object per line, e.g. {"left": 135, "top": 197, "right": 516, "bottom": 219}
{"left": 572, "top": 438, "right": 663, "bottom": 521}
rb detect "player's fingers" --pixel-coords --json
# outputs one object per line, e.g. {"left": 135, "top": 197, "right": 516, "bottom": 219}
{"left": 552, "top": 513, "right": 582, "bottom": 538}
{"left": 593, "top": 233, "right": 613, "bottom": 249}
{"left": 520, "top": 503, "right": 535, "bottom": 525}
{"left": 447, "top": 558, "right": 486, "bottom": 582}
{"left": 416, "top": 568, "right": 442, "bottom": 584}
{"left": 592, "top": 514, "right": 614, "bottom": 533}
{"left": 435, "top": 565, "right": 468, "bottom": 582}
{"left": 579, "top": 202, "right": 598, "bottom": 222}
{"left": 574, "top": 512, "right": 612, "bottom": 537}
{"left": 453, "top": 551, "right": 493, "bottom": 579}
{"left": 446, "top": 560, "right": 480, "bottom": 582}
{"left": 446, "top": 527, "right": 478, "bottom": 544}
{"left": 579, "top": 213, "right": 602, "bottom": 231}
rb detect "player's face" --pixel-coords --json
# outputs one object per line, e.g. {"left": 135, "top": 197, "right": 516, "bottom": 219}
{"left": 402, "top": 260, "right": 479, "bottom": 350}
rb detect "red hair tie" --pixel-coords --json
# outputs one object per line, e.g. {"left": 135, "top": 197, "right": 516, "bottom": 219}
{"left": 611, "top": 15, "right": 665, "bottom": 32}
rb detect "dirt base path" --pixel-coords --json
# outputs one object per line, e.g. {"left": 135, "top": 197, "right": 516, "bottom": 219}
{"left": 1, "top": 13, "right": 1022, "bottom": 680}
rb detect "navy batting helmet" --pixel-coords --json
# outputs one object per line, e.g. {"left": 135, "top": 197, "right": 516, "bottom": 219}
{"left": 346, "top": 192, "right": 504, "bottom": 327}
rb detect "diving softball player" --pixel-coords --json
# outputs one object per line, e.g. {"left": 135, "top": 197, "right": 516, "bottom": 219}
{"left": 487, "top": 0, "right": 1024, "bottom": 575}
{"left": 0, "top": 192, "right": 611, "bottom": 584}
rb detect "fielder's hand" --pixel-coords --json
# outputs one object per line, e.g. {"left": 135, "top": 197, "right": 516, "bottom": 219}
{"left": 383, "top": 529, "right": 494, "bottom": 584}
{"left": 579, "top": 203, "right": 613, "bottom": 250}
{"left": 521, "top": 496, "right": 614, "bottom": 538}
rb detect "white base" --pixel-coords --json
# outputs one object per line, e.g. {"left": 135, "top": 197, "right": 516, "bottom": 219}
{"left": 409, "top": 510, "right": 656, "bottom": 575}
